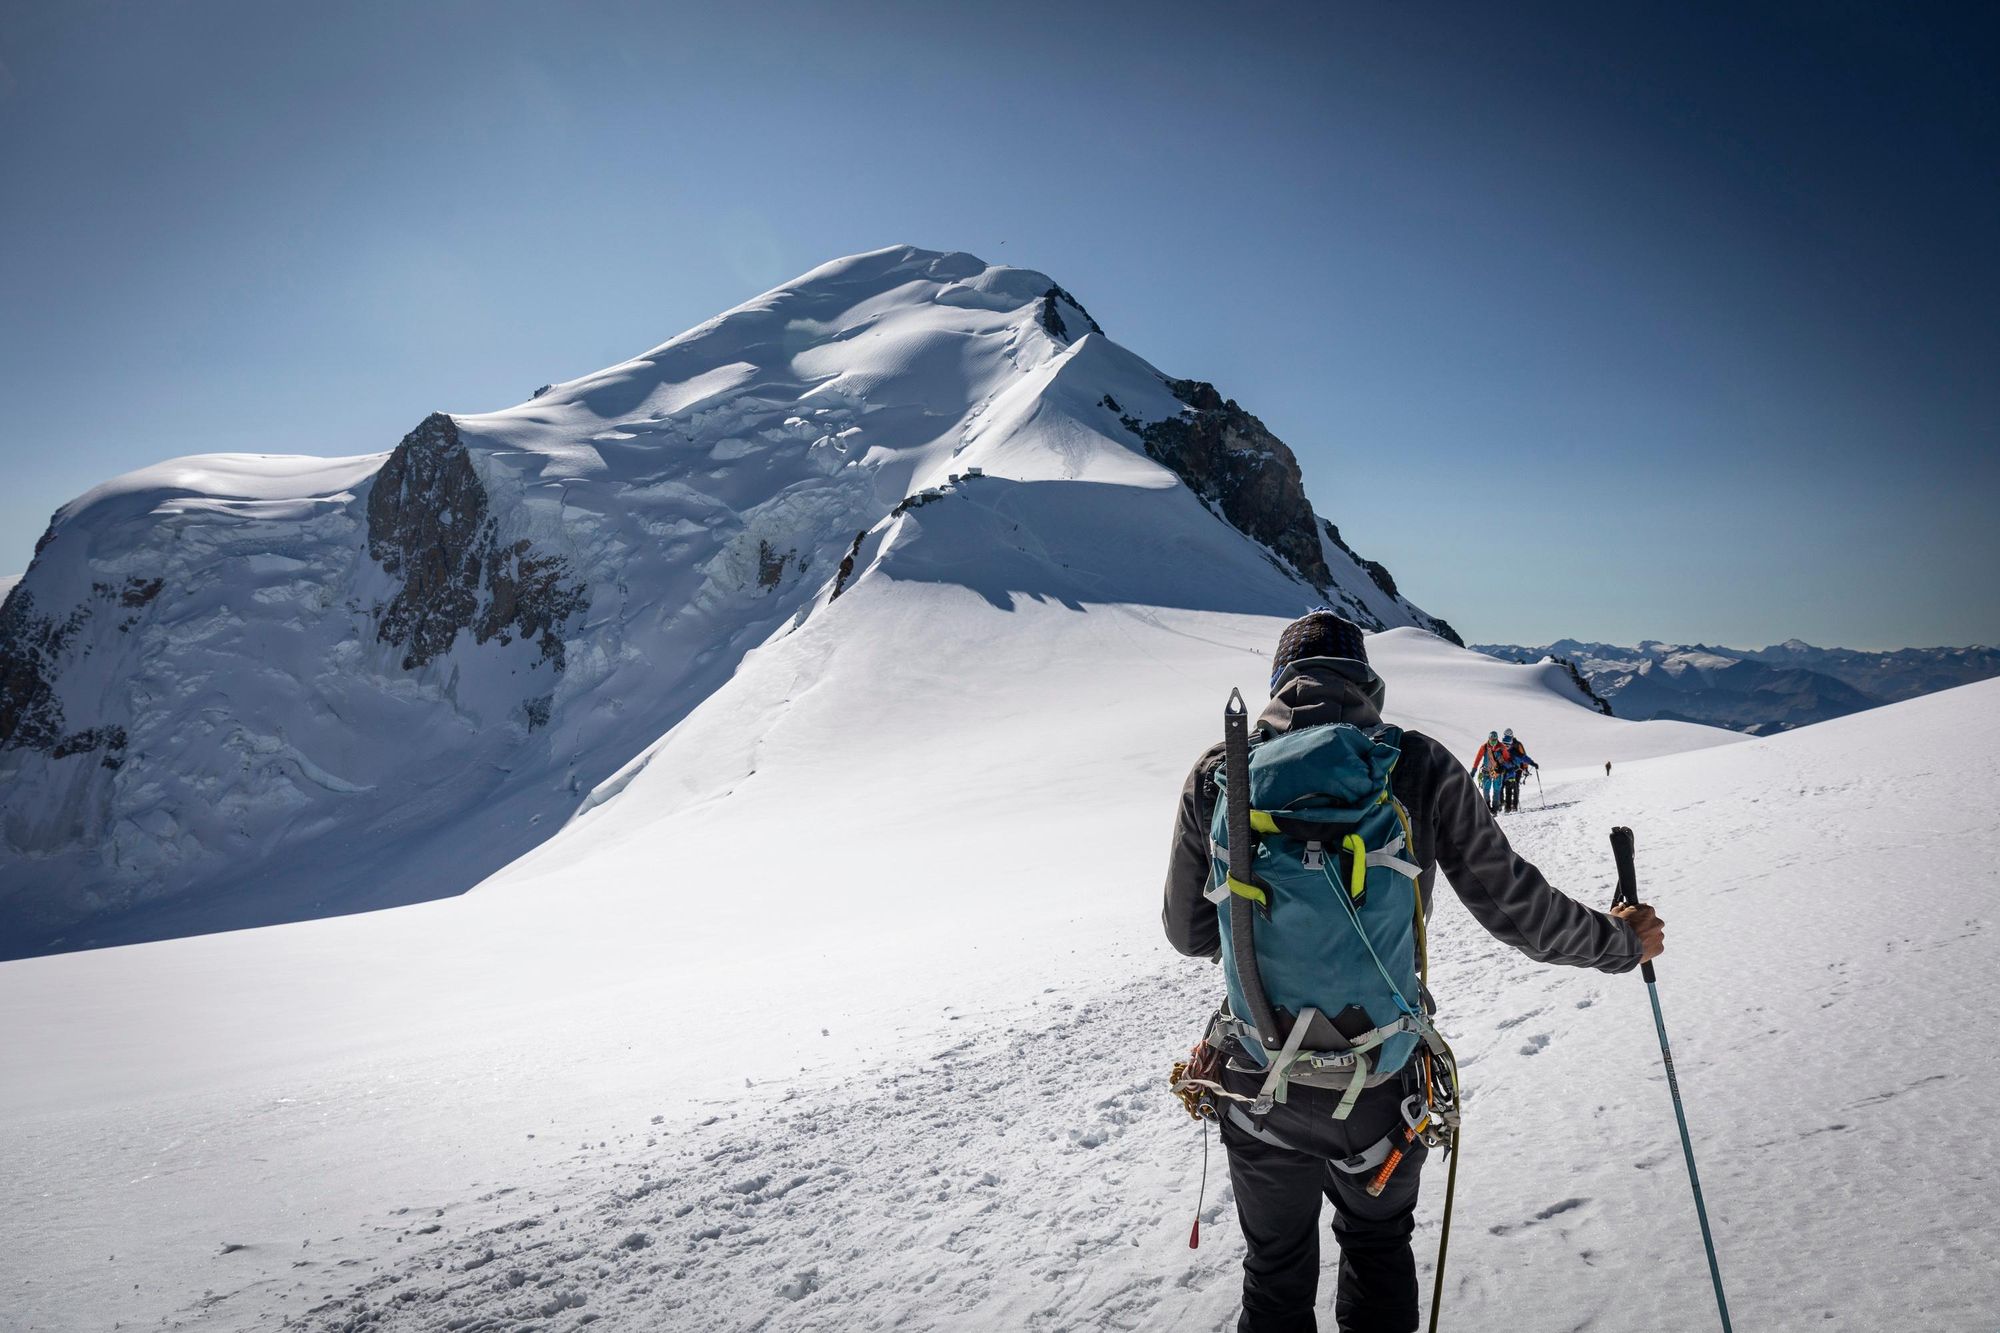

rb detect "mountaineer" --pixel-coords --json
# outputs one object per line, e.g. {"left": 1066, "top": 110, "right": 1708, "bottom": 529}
{"left": 1162, "top": 610, "right": 1663, "bottom": 1332}
{"left": 1468, "top": 731, "right": 1507, "bottom": 813}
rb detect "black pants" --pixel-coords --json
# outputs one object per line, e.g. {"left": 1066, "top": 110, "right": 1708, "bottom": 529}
{"left": 1219, "top": 1070, "right": 1426, "bottom": 1333}
{"left": 1502, "top": 771, "right": 1522, "bottom": 813}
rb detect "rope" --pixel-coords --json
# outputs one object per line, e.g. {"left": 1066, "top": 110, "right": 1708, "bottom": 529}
{"left": 1427, "top": 1125, "right": 1460, "bottom": 1333}
{"left": 1189, "top": 1117, "right": 1211, "bottom": 1249}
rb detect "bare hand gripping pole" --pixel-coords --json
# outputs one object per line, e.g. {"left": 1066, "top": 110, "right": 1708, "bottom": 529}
{"left": 1610, "top": 826, "right": 1734, "bottom": 1332}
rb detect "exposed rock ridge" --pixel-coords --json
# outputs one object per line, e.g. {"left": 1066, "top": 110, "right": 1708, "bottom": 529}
{"left": 1117, "top": 378, "right": 1333, "bottom": 588}
{"left": 1552, "top": 656, "right": 1615, "bottom": 715}
{"left": 1038, "top": 284, "right": 1104, "bottom": 342}
{"left": 1111, "top": 379, "right": 1457, "bottom": 643}
{"left": 1322, "top": 521, "right": 1462, "bottom": 646}
{"left": 367, "top": 413, "right": 589, "bottom": 672}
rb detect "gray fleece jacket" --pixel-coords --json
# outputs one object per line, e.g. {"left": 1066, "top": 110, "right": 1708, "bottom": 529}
{"left": 1162, "top": 660, "right": 1642, "bottom": 975}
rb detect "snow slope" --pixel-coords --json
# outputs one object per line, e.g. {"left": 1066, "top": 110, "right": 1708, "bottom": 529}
{"left": 0, "top": 246, "right": 1449, "bottom": 954}
{"left": 11, "top": 676, "right": 1984, "bottom": 1328}
{"left": 3, "top": 559, "right": 1770, "bottom": 1333}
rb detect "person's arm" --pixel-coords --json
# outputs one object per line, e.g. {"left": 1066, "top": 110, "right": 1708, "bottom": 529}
{"left": 1425, "top": 740, "right": 1641, "bottom": 972}
{"left": 1162, "top": 747, "right": 1223, "bottom": 959}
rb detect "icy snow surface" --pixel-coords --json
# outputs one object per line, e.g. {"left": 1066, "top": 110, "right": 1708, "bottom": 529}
{"left": 8, "top": 579, "right": 1993, "bottom": 1330}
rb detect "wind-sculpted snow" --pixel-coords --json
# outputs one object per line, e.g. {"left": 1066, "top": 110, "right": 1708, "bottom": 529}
{"left": 0, "top": 245, "right": 1454, "bottom": 954}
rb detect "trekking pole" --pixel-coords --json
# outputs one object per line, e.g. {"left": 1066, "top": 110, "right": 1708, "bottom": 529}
{"left": 1610, "top": 827, "right": 1733, "bottom": 1333}
{"left": 1535, "top": 769, "right": 1544, "bottom": 808}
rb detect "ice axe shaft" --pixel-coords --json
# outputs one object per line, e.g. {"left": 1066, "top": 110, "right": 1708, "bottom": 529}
{"left": 1610, "top": 827, "right": 1733, "bottom": 1332}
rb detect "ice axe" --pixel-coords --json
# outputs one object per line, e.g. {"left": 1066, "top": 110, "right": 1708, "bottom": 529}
{"left": 1610, "top": 827, "right": 1734, "bottom": 1332}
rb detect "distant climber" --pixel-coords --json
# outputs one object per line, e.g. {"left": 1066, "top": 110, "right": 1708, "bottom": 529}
{"left": 1499, "top": 729, "right": 1538, "bottom": 813}
{"left": 1606, "top": 760, "right": 1613, "bottom": 777}
{"left": 1162, "top": 609, "right": 1665, "bottom": 1333}
{"left": 1470, "top": 731, "right": 1507, "bottom": 813}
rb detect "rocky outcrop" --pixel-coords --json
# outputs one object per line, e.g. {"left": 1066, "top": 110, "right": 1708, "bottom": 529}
{"left": 1320, "top": 520, "right": 1462, "bottom": 646}
{"left": 756, "top": 540, "right": 799, "bottom": 591}
{"left": 1553, "top": 657, "right": 1615, "bottom": 716}
{"left": 368, "top": 413, "right": 588, "bottom": 672}
{"left": 1038, "top": 284, "right": 1104, "bottom": 342}
{"left": 0, "top": 578, "right": 144, "bottom": 765}
{"left": 0, "top": 584, "right": 76, "bottom": 753}
{"left": 1120, "top": 379, "right": 1332, "bottom": 588}
{"left": 829, "top": 529, "right": 869, "bottom": 602}
{"left": 1113, "top": 383, "right": 1458, "bottom": 643}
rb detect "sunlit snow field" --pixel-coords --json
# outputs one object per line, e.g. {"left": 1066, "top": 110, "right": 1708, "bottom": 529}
{"left": 7, "top": 615, "right": 1993, "bottom": 1331}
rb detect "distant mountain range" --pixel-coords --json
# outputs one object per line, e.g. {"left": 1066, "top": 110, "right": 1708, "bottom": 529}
{"left": 1471, "top": 639, "right": 2000, "bottom": 735}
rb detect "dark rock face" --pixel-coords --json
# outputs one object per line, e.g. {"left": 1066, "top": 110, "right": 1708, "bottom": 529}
{"left": 1319, "top": 520, "right": 1462, "bottom": 646}
{"left": 369, "top": 415, "right": 488, "bottom": 669}
{"left": 368, "top": 413, "right": 587, "bottom": 673}
{"left": 0, "top": 585, "right": 77, "bottom": 753}
{"left": 1112, "top": 387, "right": 1457, "bottom": 642}
{"left": 1359, "top": 558, "right": 1399, "bottom": 601}
{"left": 1427, "top": 617, "right": 1465, "bottom": 648}
{"left": 0, "top": 579, "right": 149, "bottom": 762}
{"left": 1120, "top": 379, "right": 1333, "bottom": 588}
{"left": 757, "top": 540, "right": 793, "bottom": 591}
{"left": 829, "top": 529, "right": 868, "bottom": 602}
{"left": 1038, "top": 285, "right": 1104, "bottom": 342}
{"left": 119, "top": 578, "right": 163, "bottom": 608}
{"left": 51, "top": 725, "right": 127, "bottom": 767}
{"left": 477, "top": 538, "right": 588, "bottom": 671}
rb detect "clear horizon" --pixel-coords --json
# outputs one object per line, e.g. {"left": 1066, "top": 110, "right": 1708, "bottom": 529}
{"left": 1, "top": 1, "right": 1993, "bottom": 651}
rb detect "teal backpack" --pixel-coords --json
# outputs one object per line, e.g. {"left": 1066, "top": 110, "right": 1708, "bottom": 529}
{"left": 1207, "top": 699, "right": 1435, "bottom": 1117}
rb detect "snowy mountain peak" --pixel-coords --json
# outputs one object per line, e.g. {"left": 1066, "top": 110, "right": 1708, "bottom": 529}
{"left": 1, "top": 246, "right": 1453, "bottom": 954}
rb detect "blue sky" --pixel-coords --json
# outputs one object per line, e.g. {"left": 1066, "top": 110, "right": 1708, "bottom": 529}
{"left": 1, "top": 0, "right": 1993, "bottom": 649}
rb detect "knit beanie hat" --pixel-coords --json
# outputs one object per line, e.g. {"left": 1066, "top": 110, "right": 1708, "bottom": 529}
{"left": 1270, "top": 608, "right": 1369, "bottom": 689}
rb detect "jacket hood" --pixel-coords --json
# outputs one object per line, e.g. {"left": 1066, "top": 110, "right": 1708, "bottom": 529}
{"left": 1258, "top": 658, "right": 1386, "bottom": 734}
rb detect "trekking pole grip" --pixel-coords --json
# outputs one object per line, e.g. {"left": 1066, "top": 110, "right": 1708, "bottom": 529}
{"left": 1609, "top": 826, "right": 1656, "bottom": 983}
